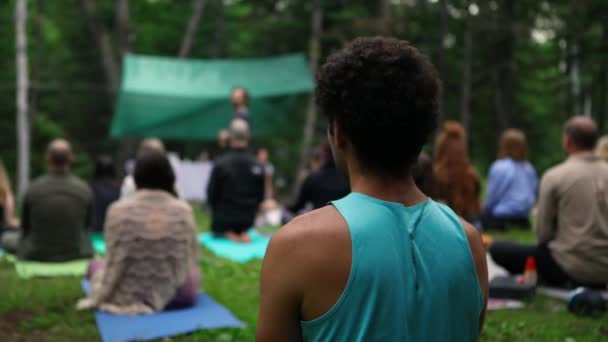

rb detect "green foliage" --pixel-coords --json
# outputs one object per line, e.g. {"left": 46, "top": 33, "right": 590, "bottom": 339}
{"left": 1, "top": 0, "right": 607, "bottom": 189}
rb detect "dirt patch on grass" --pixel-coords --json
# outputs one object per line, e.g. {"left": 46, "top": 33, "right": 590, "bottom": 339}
{"left": 0, "top": 309, "right": 47, "bottom": 342}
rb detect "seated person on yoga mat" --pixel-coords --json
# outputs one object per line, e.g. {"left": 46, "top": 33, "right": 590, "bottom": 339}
{"left": 256, "top": 37, "right": 488, "bottom": 342}
{"left": 257, "top": 147, "right": 275, "bottom": 201}
{"left": 120, "top": 138, "right": 180, "bottom": 198}
{"left": 289, "top": 143, "right": 350, "bottom": 213}
{"left": 78, "top": 152, "right": 200, "bottom": 314}
{"left": 207, "top": 119, "right": 264, "bottom": 243}
{"left": 595, "top": 135, "right": 608, "bottom": 162}
{"left": 490, "top": 116, "right": 608, "bottom": 288}
{"left": 433, "top": 121, "right": 482, "bottom": 224}
{"left": 90, "top": 155, "right": 120, "bottom": 233}
{"left": 0, "top": 160, "right": 20, "bottom": 249}
{"left": 11, "top": 139, "right": 94, "bottom": 261}
{"left": 482, "top": 129, "right": 538, "bottom": 230}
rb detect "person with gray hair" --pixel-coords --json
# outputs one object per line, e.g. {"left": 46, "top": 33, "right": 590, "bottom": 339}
{"left": 490, "top": 116, "right": 608, "bottom": 287}
{"left": 120, "top": 138, "right": 181, "bottom": 198}
{"left": 207, "top": 119, "right": 264, "bottom": 243}
{"left": 3, "top": 139, "right": 94, "bottom": 261}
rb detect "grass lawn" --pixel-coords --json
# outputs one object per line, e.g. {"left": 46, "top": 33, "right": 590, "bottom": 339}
{"left": 1, "top": 210, "right": 606, "bottom": 341}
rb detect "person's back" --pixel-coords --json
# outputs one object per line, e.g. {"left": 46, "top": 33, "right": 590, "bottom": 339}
{"left": 486, "top": 158, "right": 537, "bottom": 218}
{"left": 290, "top": 148, "right": 351, "bottom": 213}
{"left": 539, "top": 154, "right": 608, "bottom": 284}
{"left": 208, "top": 148, "right": 264, "bottom": 230}
{"left": 299, "top": 193, "right": 483, "bottom": 341}
{"left": 256, "top": 37, "right": 487, "bottom": 342}
{"left": 305, "top": 167, "right": 350, "bottom": 209}
{"left": 433, "top": 122, "right": 481, "bottom": 222}
{"left": 91, "top": 180, "right": 120, "bottom": 232}
{"left": 91, "top": 155, "right": 120, "bottom": 232}
{"left": 78, "top": 153, "right": 200, "bottom": 314}
{"left": 20, "top": 172, "right": 93, "bottom": 261}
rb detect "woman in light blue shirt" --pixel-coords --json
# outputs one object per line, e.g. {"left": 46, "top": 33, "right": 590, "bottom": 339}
{"left": 482, "top": 129, "right": 538, "bottom": 230}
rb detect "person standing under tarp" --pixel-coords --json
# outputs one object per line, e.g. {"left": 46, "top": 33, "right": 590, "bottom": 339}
{"left": 231, "top": 87, "right": 251, "bottom": 124}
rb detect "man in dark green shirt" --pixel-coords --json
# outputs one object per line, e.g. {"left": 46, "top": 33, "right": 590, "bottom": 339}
{"left": 18, "top": 139, "right": 94, "bottom": 261}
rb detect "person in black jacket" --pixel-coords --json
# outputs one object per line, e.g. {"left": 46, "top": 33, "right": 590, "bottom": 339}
{"left": 289, "top": 144, "right": 350, "bottom": 214}
{"left": 90, "top": 155, "right": 120, "bottom": 232}
{"left": 207, "top": 119, "right": 264, "bottom": 243}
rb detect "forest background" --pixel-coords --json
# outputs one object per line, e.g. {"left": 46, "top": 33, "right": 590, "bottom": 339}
{"left": 2, "top": 0, "right": 607, "bottom": 199}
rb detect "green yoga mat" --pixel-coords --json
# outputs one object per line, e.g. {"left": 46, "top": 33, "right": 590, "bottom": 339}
{"left": 14, "top": 259, "right": 89, "bottom": 279}
{"left": 89, "top": 233, "right": 106, "bottom": 255}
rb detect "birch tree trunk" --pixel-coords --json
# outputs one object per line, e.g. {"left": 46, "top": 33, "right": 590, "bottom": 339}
{"left": 115, "top": 0, "right": 130, "bottom": 58}
{"left": 292, "top": 0, "right": 323, "bottom": 198}
{"left": 81, "top": 0, "right": 120, "bottom": 97}
{"left": 15, "top": 0, "right": 30, "bottom": 198}
{"left": 179, "top": 0, "right": 208, "bottom": 58}
{"left": 569, "top": 42, "right": 582, "bottom": 115}
{"left": 460, "top": 3, "right": 473, "bottom": 136}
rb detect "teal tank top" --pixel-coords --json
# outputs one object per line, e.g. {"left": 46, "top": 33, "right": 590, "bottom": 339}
{"left": 300, "top": 193, "right": 483, "bottom": 342}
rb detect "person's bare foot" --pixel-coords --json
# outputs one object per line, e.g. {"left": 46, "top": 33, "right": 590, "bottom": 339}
{"left": 238, "top": 232, "right": 253, "bottom": 243}
{"left": 225, "top": 231, "right": 243, "bottom": 243}
{"left": 225, "top": 231, "right": 253, "bottom": 243}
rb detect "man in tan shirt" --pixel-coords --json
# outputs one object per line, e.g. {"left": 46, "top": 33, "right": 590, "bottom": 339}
{"left": 490, "top": 116, "right": 608, "bottom": 287}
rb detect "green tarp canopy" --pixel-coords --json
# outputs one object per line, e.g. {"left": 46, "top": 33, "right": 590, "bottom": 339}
{"left": 110, "top": 53, "right": 314, "bottom": 140}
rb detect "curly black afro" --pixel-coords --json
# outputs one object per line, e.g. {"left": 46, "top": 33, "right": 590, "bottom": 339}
{"left": 316, "top": 36, "right": 441, "bottom": 178}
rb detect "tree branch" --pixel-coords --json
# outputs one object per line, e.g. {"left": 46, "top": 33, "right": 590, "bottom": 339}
{"left": 179, "top": 0, "right": 208, "bottom": 58}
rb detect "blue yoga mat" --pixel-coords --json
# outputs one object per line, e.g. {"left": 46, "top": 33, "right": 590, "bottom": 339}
{"left": 198, "top": 229, "right": 271, "bottom": 263}
{"left": 81, "top": 280, "right": 245, "bottom": 342}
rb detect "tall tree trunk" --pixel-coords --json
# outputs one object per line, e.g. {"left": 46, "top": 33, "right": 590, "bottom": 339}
{"left": 115, "top": 0, "right": 130, "bottom": 59}
{"left": 436, "top": 0, "right": 448, "bottom": 119}
{"left": 81, "top": 0, "right": 120, "bottom": 98}
{"left": 379, "top": 0, "right": 391, "bottom": 34}
{"left": 179, "top": 0, "right": 208, "bottom": 58}
{"left": 15, "top": 0, "right": 30, "bottom": 198}
{"left": 494, "top": 0, "right": 514, "bottom": 132}
{"left": 292, "top": 0, "right": 323, "bottom": 198}
{"left": 569, "top": 42, "right": 581, "bottom": 115}
{"left": 598, "top": 25, "right": 608, "bottom": 132}
{"left": 583, "top": 92, "right": 592, "bottom": 117}
{"left": 29, "top": 0, "right": 44, "bottom": 122}
{"left": 460, "top": 3, "right": 473, "bottom": 136}
{"left": 114, "top": 0, "right": 137, "bottom": 176}
{"left": 210, "top": 0, "right": 224, "bottom": 58}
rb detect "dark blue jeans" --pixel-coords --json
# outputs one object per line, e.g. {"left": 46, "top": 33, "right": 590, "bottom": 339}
{"left": 489, "top": 242, "right": 580, "bottom": 288}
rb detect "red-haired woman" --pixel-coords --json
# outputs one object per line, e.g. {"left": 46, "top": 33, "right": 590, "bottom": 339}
{"left": 433, "top": 121, "right": 481, "bottom": 223}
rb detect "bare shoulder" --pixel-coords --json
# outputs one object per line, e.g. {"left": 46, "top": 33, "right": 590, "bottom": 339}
{"left": 270, "top": 205, "right": 348, "bottom": 254}
{"left": 459, "top": 219, "right": 482, "bottom": 248}
{"left": 458, "top": 219, "right": 486, "bottom": 273}
{"left": 459, "top": 219, "right": 488, "bottom": 297}
{"left": 265, "top": 206, "right": 350, "bottom": 282}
